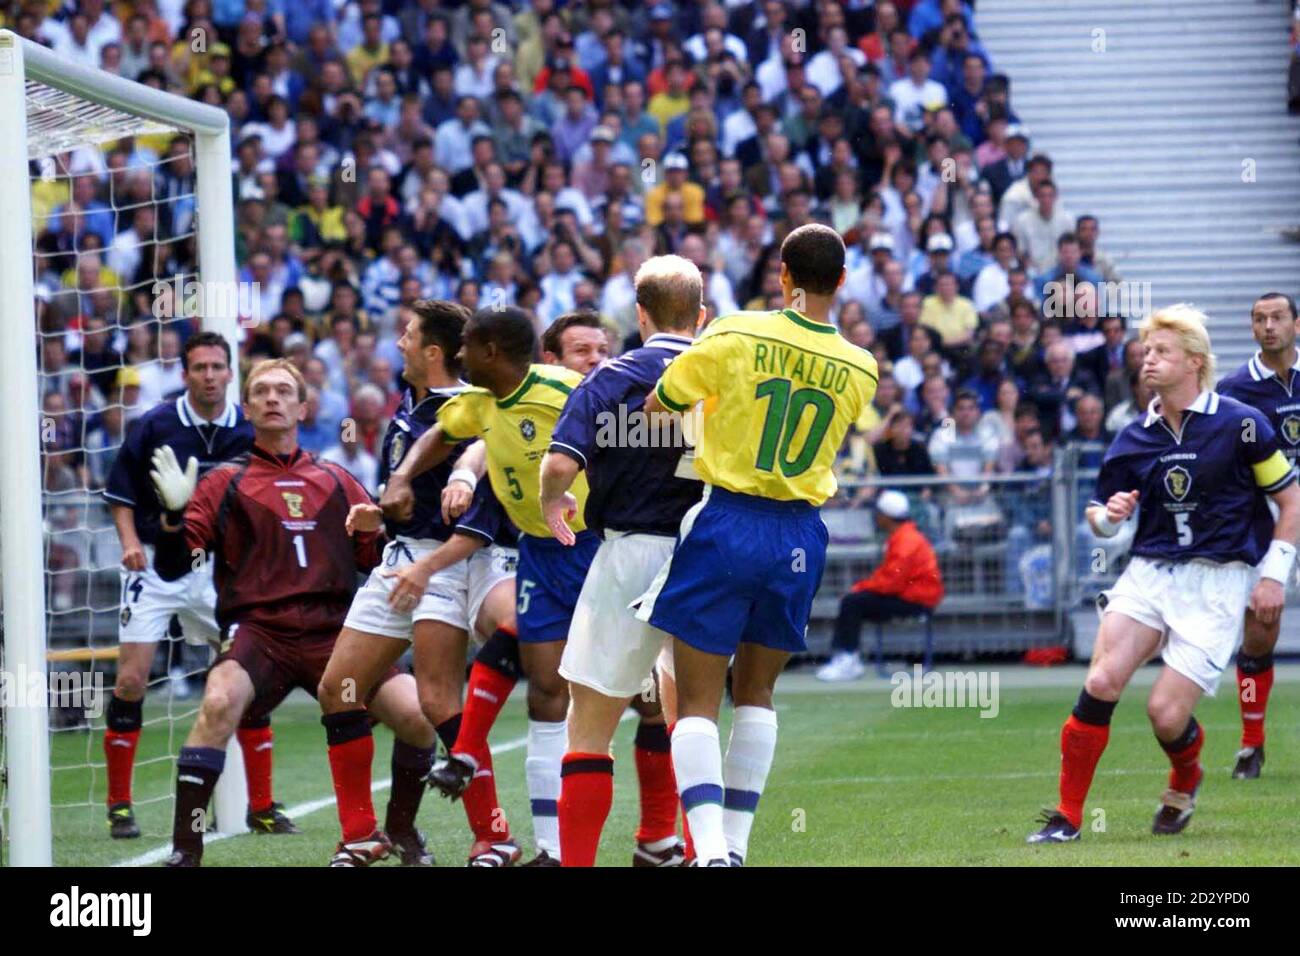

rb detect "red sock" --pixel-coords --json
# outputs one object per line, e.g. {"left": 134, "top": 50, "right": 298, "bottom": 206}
{"left": 454, "top": 661, "right": 517, "bottom": 760}
{"left": 463, "top": 744, "right": 510, "bottom": 843}
{"left": 558, "top": 753, "right": 614, "bottom": 867}
{"left": 104, "top": 729, "right": 141, "bottom": 806}
{"left": 1058, "top": 714, "right": 1110, "bottom": 829}
{"left": 1164, "top": 721, "right": 1204, "bottom": 794}
{"left": 1237, "top": 663, "right": 1274, "bottom": 749}
{"left": 324, "top": 712, "right": 376, "bottom": 843}
{"left": 236, "top": 724, "right": 274, "bottom": 813}
{"left": 634, "top": 721, "right": 678, "bottom": 844}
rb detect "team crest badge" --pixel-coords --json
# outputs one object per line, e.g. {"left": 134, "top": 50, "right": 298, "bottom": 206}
{"left": 389, "top": 432, "right": 407, "bottom": 469}
{"left": 281, "top": 491, "right": 305, "bottom": 517}
{"left": 1163, "top": 465, "right": 1191, "bottom": 501}
{"left": 520, "top": 418, "right": 536, "bottom": 442}
{"left": 1282, "top": 415, "right": 1300, "bottom": 446}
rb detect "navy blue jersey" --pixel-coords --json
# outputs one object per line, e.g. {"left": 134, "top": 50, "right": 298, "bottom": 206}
{"left": 454, "top": 478, "right": 519, "bottom": 548}
{"left": 1216, "top": 351, "right": 1300, "bottom": 466}
{"left": 549, "top": 333, "right": 704, "bottom": 536}
{"left": 380, "top": 385, "right": 470, "bottom": 541}
{"left": 1091, "top": 391, "right": 1296, "bottom": 564}
{"left": 104, "top": 396, "right": 254, "bottom": 546}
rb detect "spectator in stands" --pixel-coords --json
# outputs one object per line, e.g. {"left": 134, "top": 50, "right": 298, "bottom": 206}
{"left": 1063, "top": 393, "right": 1113, "bottom": 468}
{"left": 982, "top": 123, "right": 1029, "bottom": 209}
{"left": 1004, "top": 426, "right": 1055, "bottom": 597}
{"left": 1028, "top": 340, "right": 1100, "bottom": 441}
{"left": 816, "top": 490, "right": 944, "bottom": 682}
{"left": 929, "top": 388, "right": 999, "bottom": 504}
{"left": 890, "top": 48, "right": 948, "bottom": 135}
{"left": 874, "top": 408, "right": 936, "bottom": 477}
{"left": 1106, "top": 368, "right": 1152, "bottom": 434}
{"left": 1013, "top": 178, "right": 1074, "bottom": 275}
{"left": 321, "top": 435, "right": 380, "bottom": 496}
{"left": 1104, "top": 336, "right": 1145, "bottom": 413}
{"left": 1078, "top": 314, "right": 1128, "bottom": 391}
{"left": 913, "top": 371, "right": 952, "bottom": 438}
{"left": 1075, "top": 214, "right": 1120, "bottom": 283}
{"left": 972, "top": 231, "right": 1019, "bottom": 315}
{"left": 1035, "top": 232, "right": 1103, "bottom": 302}
{"left": 920, "top": 271, "right": 979, "bottom": 351}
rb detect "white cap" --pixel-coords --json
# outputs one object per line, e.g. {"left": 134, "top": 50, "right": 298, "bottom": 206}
{"left": 876, "top": 490, "right": 910, "bottom": 520}
{"left": 926, "top": 233, "right": 954, "bottom": 253}
{"left": 868, "top": 232, "right": 895, "bottom": 252}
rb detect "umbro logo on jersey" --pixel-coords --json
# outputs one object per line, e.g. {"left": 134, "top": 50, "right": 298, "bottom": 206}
{"left": 520, "top": 418, "right": 536, "bottom": 442}
{"left": 1164, "top": 465, "right": 1191, "bottom": 501}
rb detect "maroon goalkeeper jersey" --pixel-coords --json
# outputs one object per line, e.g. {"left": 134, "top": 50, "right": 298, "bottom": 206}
{"left": 181, "top": 444, "right": 383, "bottom": 636}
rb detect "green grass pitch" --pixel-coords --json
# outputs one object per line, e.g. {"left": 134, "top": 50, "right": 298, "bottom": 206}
{"left": 47, "top": 665, "right": 1300, "bottom": 867}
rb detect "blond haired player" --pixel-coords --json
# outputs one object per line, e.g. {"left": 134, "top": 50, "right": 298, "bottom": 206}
{"left": 1029, "top": 305, "right": 1300, "bottom": 843}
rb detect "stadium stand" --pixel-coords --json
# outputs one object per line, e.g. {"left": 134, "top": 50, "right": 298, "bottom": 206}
{"left": 11, "top": 0, "right": 1300, "bottom": 674}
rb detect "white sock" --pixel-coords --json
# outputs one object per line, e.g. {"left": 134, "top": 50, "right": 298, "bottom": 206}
{"left": 722, "top": 706, "right": 778, "bottom": 863}
{"left": 525, "top": 719, "right": 567, "bottom": 859}
{"left": 671, "top": 717, "right": 728, "bottom": 864}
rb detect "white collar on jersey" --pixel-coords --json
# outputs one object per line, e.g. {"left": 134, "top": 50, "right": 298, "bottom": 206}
{"left": 1247, "top": 350, "right": 1300, "bottom": 382}
{"left": 177, "top": 394, "right": 237, "bottom": 429}
{"left": 1143, "top": 389, "right": 1218, "bottom": 428}
{"left": 406, "top": 382, "right": 467, "bottom": 412}
{"left": 642, "top": 333, "right": 693, "bottom": 352}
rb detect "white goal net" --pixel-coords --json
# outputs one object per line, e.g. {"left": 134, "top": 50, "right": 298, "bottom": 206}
{"left": 0, "top": 31, "right": 237, "bottom": 867}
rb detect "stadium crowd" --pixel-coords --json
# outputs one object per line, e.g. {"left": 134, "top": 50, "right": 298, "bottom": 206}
{"left": 20, "top": 0, "right": 1144, "bottom": 608}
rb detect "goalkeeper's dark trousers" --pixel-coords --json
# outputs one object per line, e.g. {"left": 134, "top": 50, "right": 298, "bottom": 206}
{"left": 832, "top": 592, "right": 930, "bottom": 654}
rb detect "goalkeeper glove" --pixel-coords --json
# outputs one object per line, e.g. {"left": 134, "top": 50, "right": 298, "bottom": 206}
{"left": 150, "top": 445, "right": 198, "bottom": 514}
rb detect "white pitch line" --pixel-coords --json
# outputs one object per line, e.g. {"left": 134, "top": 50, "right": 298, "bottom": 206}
{"left": 117, "top": 733, "right": 531, "bottom": 867}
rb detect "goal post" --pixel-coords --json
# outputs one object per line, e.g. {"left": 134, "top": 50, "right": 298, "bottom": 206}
{"left": 0, "top": 29, "right": 243, "bottom": 867}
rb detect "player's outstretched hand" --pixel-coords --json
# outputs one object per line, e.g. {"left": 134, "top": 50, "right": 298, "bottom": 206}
{"left": 346, "top": 502, "right": 383, "bottom": 536}
{"left": 382, "top": 560, "right": 433, "bottom": 612}
{"left": 380, "top": 472, "right": 415, "bottom": 523}
{"left": 120, "top": 544, "right": 147, "bottom": 572}
{"left": 149, "top": 445, "right": 198, "bottom": 512}
{"left": 1250, "top": 578, "right": 1285, "bottom": 625}
{"left": 442, "top": 480, "right": 474, "bottom": 524}
{"left": 1105, "top": 489, "right": 1139, "bottom": 523}
{"left": 542, "top": 492, "right": 579, "bottom": 547}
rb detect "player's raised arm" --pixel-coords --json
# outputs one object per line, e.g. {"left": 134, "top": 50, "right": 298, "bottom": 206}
{"left": 150, "top": 446, "right": 211, "bottom": 581}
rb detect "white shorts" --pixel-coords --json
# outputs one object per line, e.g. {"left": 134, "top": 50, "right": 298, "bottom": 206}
{"left": 344, "top": 538, "right": 472, "bottom": 639}
{"left": 465, "top": 544, "right": 518, "bottom": 641}
{"left": 560, "top": 532, "right": 676, "bottom": 699}
{"left": 1099, "top": 555, "right": 1256, "bottom": 694}
{"left": 119, "top": 547, "right": 218, "bottom": 646}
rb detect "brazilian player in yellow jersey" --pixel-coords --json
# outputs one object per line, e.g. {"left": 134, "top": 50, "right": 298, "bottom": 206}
{"left": 379, "top": 306, "right": 599, "bottom": 865}
{"left": 638, "top": 224, "right": 878, "bottom": 866}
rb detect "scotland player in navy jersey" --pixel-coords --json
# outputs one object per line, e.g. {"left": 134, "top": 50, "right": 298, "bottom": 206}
{"left": 1029, "top": 305, "right": 1300, "bottom": 845}
{"left": 316, "top": 300, "right": 512, "bottom": 866}
{"left": 1215, "top": 292, "right": 1300, "bottom": 779}
{"left": 99, "top": 331, "right": 285, "bottom": 840}
{"left": 540, "top": 255, "right": 706, "bottom": 867}
{"left": 383, "top": 478, "right": 526, "bottom": 866}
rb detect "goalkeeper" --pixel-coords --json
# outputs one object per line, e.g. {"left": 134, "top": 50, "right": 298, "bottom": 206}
{"left": 150, "top": 359, "right": 434, "bottom": 867}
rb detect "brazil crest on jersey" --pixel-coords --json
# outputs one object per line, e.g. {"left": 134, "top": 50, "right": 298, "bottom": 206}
{"left": 437, "top": 363, "right": 590, "bottom": 538}
{"left": 1216, "top": 351, "right": 1300, "bottom": 465}
{"left": 1091, "top": 390, "right": 1296, "bottom": 564}
{"left": 653, "top": 309, "right": 878, "bottom": 506}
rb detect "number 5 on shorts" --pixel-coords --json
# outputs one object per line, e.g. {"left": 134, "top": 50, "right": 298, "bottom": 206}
{"left": 1174, "top": 512, "right": 1192, "bottom": 546}
{"left": 517, "top": 579, "right": 535, "bottom": 615}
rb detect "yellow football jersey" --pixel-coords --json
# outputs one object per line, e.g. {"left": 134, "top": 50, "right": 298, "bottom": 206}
{"left": 437, "top": 364, "right": 589, "bottom": 538}
{"left": 654, "top": 309, "right": 878, "bottom": 505}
